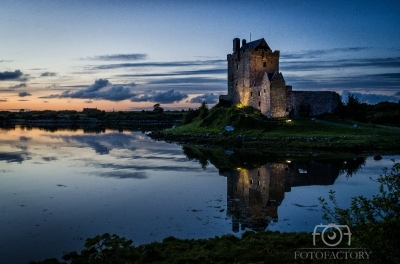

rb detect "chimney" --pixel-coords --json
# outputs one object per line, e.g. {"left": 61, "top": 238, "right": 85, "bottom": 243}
{"left": 233, "top": 38, "right": 240, "bottom": 52}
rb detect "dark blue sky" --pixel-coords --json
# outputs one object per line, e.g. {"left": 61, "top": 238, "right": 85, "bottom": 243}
{"left": 1, "top": 0, "right": 399, "bottom": 110}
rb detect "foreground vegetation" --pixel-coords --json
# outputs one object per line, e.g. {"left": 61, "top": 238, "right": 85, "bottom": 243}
{"left": 32, "top": 161, "right": 399, "bottom": 264}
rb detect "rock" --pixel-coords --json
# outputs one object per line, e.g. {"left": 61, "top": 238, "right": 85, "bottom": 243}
{"left": 224, "top": 126, "right": 234, "bottom": 132}
{"left": 373, "top": 155, "right": 382, "bottom": 160}
{"left": 225, "top": 150, "right": 234, "bottom": 155}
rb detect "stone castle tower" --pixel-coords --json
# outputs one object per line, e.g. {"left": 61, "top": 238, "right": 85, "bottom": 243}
{"left": 220, "top": 37, "right": 340, "bottom": 118}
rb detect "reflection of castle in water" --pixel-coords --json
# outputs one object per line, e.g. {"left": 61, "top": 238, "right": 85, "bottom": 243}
{"left": 220, "top": 161, "right": 340, "bottom": 232}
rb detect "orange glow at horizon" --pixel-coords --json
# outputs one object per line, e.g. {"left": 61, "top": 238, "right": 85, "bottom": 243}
{"left": 0, "top": 98, "right": 213, "bottom": 112}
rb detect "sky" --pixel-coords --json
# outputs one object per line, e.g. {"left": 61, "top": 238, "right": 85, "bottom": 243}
{"left": 1, "top": 0, "right": 400, "bottom": 111}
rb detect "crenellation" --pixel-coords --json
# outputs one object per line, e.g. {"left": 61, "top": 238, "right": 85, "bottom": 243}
{"left": 221, "top": 37, "right": 340, "bottom": 118}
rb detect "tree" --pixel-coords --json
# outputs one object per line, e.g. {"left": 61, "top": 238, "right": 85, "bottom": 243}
{"left": 199, "top": 101, "right": 209, "bottom": 119}
{"left": 319, "top": 160, "right": 400, "bottom": 263}
{"left": 153, "top": 103, "right": 164, "bottom": 114}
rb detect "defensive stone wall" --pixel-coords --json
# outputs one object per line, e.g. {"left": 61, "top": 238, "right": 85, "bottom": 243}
{"left": 288, "top": 91, "right": 340, "bottom": 117}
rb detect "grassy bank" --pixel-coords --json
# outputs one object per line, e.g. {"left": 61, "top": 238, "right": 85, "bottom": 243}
{"left": 148, "top": 105, "right": 400, "bottom": 154}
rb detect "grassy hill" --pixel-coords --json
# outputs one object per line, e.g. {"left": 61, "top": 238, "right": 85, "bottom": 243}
{"left": 149, "top": 104, "right": 400, "bottom": 154}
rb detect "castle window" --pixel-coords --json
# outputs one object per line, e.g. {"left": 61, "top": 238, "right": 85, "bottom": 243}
{"left": 257, "top": 171, "right": 260, "bottom": 176}
{"left": 258, "top": 101, "right": 261, "bottom": 107}
{"left": 264, "top": 89, "right": 266, "bottom": 93}
{"left": 236, "top": 63, "right": 239, "bottom": 69}
{"left": 263, "top": 62, "right": 266, "bottom": 68}
{"left": 258, "top": 91, "right": 261, "bottom": 96}
{"left": 251, "top": 92, "right": 253, "bottom": 97}
{"left": 250, "top": 179, "right": 253, "bottom": 184}
{"left": 258, "top": 181, "right": 260, "bottom": 186}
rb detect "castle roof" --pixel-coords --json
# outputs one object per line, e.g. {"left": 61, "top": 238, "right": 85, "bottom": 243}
{"left": 241, "top": 38, "right": 271, "bottom": 51}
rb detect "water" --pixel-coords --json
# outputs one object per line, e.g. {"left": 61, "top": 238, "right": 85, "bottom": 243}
{"left": 0, "top": 126, "right": 397, "bottom": 263}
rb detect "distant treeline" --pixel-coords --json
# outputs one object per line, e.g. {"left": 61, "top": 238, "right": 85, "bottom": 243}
{"left": 0, "top": 105, "right": 185, "bottom": 124}
{"left": 333, "top": 93, "right": 400, "bottom": 126}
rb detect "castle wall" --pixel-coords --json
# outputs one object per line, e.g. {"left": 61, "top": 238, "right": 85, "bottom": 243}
{"left": 269, "top": 73, "right": 288, "bottom": 118}
{"left": 288, "top": 91, "right": 340, "bottom": 117}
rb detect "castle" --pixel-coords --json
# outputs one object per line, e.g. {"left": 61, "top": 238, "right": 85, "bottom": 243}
{"left": 219, "top": 38, "right": 340, "bottom": 118}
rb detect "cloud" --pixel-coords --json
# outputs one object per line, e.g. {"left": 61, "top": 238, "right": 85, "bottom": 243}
{"left": 342, "top": 90, "right": 400, "bottom": 104}
{"left": 131, "top": 89, "right": 188, "bottom": 103}
{"left": 18, "top": 92, "right": 32, "bottom": 97}
{"left": 0, "top": 60, "right": 13, "bottom": 63}
{"left": 40, "top": 72, "right": 57, "bottom": 77}
{"left": 18, "top": 99, "right": 29, "bottom": 101}
{"left": 92, "top": 59, "right": 225, "bottom": 70}
{"left": 189, "top": 93, "right": 219, "bottom": 104}
{"left": 395, "top": 91, "right": 400, "bottom": 96}
{"left": 42, "top": 156, "right": 58, "bottom": 161}
{"left": 9, "top": 83, "right": 27, "bottom": 89}
{"left": 146, "top": 77, "right": 225, "bottom": 85}
{"left": 116, "top": 68, "right": 226, "bottom": 78}
{"left": 281, "top": 47, "right": 373, "bottom": 60}
{"left": 95, "top": 171, "right": 148, "bottom": 179}
{"left": 45, "top": 84, "right": 60, "bottom": 89}
{"left": 40, "top": 79, "right": 135, "bottom": 102}
{"left": 0, "top": 99, "right": 7, "bottom": 102}
{"left": 0, "top": 70, "right": 23, "bottom": 81}
{"left": 281, "top": 57, "right": 400, "bottom": 72}
{"left": 39, "top": 94, "right": 60, "bottom": 99}
{"left": 84, "top": 100, "right": 93, "bottom": 103}
{"left": 85, "top": 53, "right": 148, "bottom": 61}
{"left": 20, "top": 136, "right": 31, "bottom": 142}
{"left": 285, "top": 72, "right": 400, "bottom": 90}
{"left": 0, "top": 151, "right": 30, "bottom": 163}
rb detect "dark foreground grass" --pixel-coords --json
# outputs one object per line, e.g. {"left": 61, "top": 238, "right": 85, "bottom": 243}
{"left": 31, "top": 230, "right": 375, "bottom": 264}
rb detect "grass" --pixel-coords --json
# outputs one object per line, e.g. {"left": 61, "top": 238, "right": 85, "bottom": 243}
{"left": 152, "top": 105, "right": 400, "bottom": 154}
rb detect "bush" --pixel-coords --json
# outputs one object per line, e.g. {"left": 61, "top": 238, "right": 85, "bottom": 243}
{"left": 319, "top": 160, "right": 400, "bottom": 263}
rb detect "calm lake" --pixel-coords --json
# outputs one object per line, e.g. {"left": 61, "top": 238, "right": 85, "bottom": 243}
{"left": 0, "top": 125, "right": 398, "bottom": 263}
